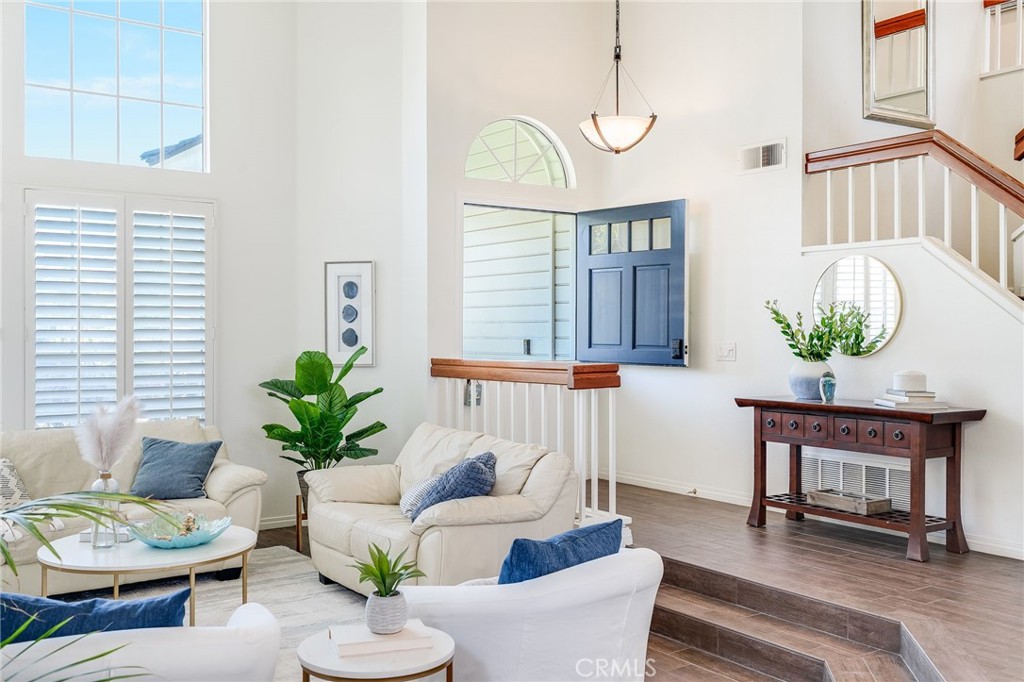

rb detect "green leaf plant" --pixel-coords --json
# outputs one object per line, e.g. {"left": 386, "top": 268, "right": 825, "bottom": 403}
{"left": 1, "top": 492, "right": 180, "bottom": 682}
{"left": 260, "top": 347, "right": 387, "bottom": 471}
{"left": 765, "top": 300, "right": 884, "bottom": 361}
{"left": 350, "top": 543, "right": 426, "bottom": 597}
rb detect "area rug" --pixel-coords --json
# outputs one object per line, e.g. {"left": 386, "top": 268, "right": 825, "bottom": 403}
{"left": 80, "top": 546, "right": 366, "bottom": 681}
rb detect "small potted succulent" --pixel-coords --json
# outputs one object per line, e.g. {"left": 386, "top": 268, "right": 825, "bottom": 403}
{"left": 351, "top": 543, "right": 426, "bottom": 635}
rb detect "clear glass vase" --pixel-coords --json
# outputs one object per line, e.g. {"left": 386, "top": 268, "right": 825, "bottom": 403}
{"left": 90, "top": 471, "right": 121, "bottom": 549}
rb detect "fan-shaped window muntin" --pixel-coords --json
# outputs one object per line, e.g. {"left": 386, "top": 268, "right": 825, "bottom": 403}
{"left": 465, "top": 118, "right": 571, "bottom": 188}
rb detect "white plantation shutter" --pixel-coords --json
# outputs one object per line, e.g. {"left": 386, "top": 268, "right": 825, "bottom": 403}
{"left": 26, "top": 190, "right": 214, "bottom": 428}
{"left": 31, "top": 196, "right": 121, "bottom": 428}
{"left": 131, "top": 208, "right": 209, "bottom": 420}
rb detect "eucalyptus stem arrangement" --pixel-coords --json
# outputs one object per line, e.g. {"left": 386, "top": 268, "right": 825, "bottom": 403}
{"left": 764, "top": 300, "right": 841, "bottom": 362}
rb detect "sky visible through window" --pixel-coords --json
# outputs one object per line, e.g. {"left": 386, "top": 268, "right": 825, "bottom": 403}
{"left": 25, "top": 0, "right": 205, "bottom": 171}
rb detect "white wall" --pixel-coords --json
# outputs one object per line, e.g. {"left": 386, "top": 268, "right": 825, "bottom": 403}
{"left": 0, "top": 1, "right": 301, "bottom": 523}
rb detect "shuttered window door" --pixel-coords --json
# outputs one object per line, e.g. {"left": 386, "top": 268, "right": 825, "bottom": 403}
{"left": 27, "top": 190, "right": 213, "bottom": 428}
{"left": 31, "top": 193, "right": 122, "bottom": 428}
{"left": 130, "top": 203, "right": 211, "bottom": 421}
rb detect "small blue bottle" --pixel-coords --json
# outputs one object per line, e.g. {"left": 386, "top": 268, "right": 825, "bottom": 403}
{"left": 819, "top": 375, "right": 837, "bottom": 403}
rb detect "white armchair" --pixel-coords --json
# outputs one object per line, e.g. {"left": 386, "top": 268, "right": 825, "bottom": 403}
{"left": 403, "top": 548, "right": 664, "bottom": 682}
{"left": 305, "top": 423, "right": 578, "bottom": 594}
{"left": 1, "top": 603, "right": 281, "bottom": 682}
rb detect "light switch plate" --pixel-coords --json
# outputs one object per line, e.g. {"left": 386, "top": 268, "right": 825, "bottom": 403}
{"left": 717, "top": 342, "right": 737, "bottom": 362}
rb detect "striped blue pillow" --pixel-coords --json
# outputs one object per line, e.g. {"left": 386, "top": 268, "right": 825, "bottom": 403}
{"left": 400, "top": 474, "right": 441, "bottom": 519}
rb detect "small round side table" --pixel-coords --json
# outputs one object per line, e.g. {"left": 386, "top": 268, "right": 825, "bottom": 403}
{"left": 296, "top": 626, "right": 454, "bottom": 682}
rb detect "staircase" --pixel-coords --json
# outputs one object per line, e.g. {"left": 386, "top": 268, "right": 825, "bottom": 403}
{"left": 803, "top": 130, "right": 1024, "bottom": 308}
{"left": 650, "top": 558, "right": 954, "bottom": 682}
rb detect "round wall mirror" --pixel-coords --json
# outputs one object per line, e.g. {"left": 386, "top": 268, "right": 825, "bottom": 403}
{"left": 813, "top": 255, "right": 902, "bottom": 356}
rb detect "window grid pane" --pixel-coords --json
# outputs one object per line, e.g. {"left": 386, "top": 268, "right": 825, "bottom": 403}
{"left": 23, "top": 0, "right": 206, "bottom": 171}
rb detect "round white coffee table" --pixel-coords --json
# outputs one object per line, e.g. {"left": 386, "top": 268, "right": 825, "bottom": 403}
{"left": 297, "top": 626, "right": 454, "bottom": 682}
{"left": 36, "top": 525, "right": 256, "bottom": 626}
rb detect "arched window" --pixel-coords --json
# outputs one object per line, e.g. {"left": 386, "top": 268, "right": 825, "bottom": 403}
{"left": 464, "top": 117, "right": 573, "bottom": 188}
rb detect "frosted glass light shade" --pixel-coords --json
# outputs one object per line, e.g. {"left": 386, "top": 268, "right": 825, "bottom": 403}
{"left": 579, "top": 114, "right": 656, "bottom": 154}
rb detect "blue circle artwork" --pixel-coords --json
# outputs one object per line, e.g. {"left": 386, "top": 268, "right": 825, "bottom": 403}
{"left": 343, "top": 281, "right": 359, "bottom": 299}
{"left": 342, "top": 304, "right": 358, "bottom": 323}
{"left": 341, "top": 328, "right": 359, "bottom": 347}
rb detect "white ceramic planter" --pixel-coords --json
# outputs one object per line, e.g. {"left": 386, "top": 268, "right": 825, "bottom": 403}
{"left": 365, "top": 591, "right": 407, "bottom": 634}
{"left": 789, "top": 360, "right": 834, "bottom": 400}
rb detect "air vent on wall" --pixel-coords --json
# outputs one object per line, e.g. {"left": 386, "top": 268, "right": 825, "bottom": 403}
{"left": 739, "top": 138, "right": 786, "bottom": 174}
{"left": 802, "top": 454, "right": 911, "bottom": 511}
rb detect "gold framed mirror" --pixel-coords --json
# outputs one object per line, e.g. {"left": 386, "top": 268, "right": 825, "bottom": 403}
{"left": 813, "top": 255, "right": 903, "bottom": 356}
{"left": 863, "top": 0, "right": 935, "bottom": 129}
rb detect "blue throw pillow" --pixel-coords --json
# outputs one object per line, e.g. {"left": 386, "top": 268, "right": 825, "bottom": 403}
{"left": 0, "top": 588, "right": 189, "bottom": 644}
{"left": 411, "top": 452, "right": 497, "bottom": 520}
{"left": 498, "top": 519, "right": 622, "bottom": 584}
{"left": 130, "top": 437, "right": 222, "bottom": 499}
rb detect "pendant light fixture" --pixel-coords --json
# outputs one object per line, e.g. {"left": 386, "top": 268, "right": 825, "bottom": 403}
{"left": 579, "top": 0, "right": 657, "bottom": 154}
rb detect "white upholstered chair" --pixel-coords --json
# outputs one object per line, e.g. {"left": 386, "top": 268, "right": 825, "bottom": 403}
{"left": 403, "top": 548, "right": 664, "bottom": 682}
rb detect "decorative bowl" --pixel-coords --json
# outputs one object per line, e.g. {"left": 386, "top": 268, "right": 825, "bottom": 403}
{"left": 128, "top": 513, "right": 232, "bottom": 549}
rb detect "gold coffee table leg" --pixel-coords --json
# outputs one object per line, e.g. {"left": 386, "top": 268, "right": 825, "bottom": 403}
{"left": 112, "top": 573, "right": 119, "bottom": 599}
{"left": 40, "top": 565, "right": 47, "bottom": 597}
{"left": 242, "top": 552, "right": 249, "bottom": 603}
{"left": 189, "top": 567, "right": 197, "bottom": 626}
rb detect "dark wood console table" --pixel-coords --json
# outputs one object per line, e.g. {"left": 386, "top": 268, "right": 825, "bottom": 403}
{"left": 735, "top": 397, "right": 986, "bottom": 562}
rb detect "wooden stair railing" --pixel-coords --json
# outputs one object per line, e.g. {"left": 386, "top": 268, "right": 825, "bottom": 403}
{"left": 805, "top": 130, "right": 1024, "bottom": 290}
{"left": 1015, "top": 128, "right": 1024, "bottom": 162}
{"left": 429, "top": 358, "right": 620, "bottom": 390}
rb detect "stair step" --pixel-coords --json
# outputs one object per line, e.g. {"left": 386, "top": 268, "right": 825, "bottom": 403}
{"left": 653, "top": 584, "right": 915, "bottom": 682}
{"left": 648, "top": 632, "right": 782, "bottom": 682}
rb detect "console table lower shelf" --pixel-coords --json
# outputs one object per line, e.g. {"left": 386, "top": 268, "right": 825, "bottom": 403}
{"left": 763, "top": 493, "right": 951, "bottom": 534}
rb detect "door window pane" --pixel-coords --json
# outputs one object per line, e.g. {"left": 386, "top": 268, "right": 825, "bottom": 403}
{"left": 590, "top": 224, "right": 609, "bottom": 255}
{"left": 652, "top": 217, "right": 672, "bottom": 250}
{"left": 610, "top": 222, "right": 628, "bottom": 253}
{"left": 74, "top": 14, "right": 116, "bottom": 94}
{"left": 73, "top": 93, "right": 117, "bottom": 163}
{"left": 26, "top": 5, "right": 70, "bottom": 87}
{"left": 631, "top": 220, "right": 650, "bottom": 251}
{"left": 26, "top": 87, "right": 71, "bottom": 158}
{"left": 163, "top": 30, "right": 203, "bottom": 105}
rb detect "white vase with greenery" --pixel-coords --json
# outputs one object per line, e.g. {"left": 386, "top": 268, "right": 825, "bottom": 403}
{"left": 765, "top": 300, "right": 841, "bottom": 400}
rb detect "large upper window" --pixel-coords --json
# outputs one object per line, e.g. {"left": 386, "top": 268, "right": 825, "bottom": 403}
{"left": 24, "top": 0, "right": 206, "bottom": 171}
{"left": 29, "top": 190, "right": 212, "bottom": 427}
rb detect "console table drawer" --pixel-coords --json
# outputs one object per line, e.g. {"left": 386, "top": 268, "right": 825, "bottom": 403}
{"left": 762, "top": 411, "right": 782, "bottom": 434}
{"left": 858, "top": 420, "right": 884, "bottom": 446}
{"left": 804, "top": 416, "right": 827, "bottom": 440}
{"left": 834, "top": 418, "right": 857, "bottom": 442}
{"left": 885, "top": 423, "right": 911, "bottom": 449}
{"left": 782, "top": 413, "right": 805, "bottom": 437}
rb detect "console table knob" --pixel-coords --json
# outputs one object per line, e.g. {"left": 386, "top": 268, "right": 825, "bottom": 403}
{"left": 867, "top": 427, "right": 878, "bottom": 438}
{"left": 893, "top": 430, "right": 904, "bottom": 441}
{"left": 840, "top": 425, "right": 851, "bottom": 435}
{"left": 766, "top": 418, "right": 776, "bottom": 428}
{"left": 812, "top": 422, "right": 822, "bottom": 432}
{"left": 788, "top": 420, "right": 798, "bottom": 430}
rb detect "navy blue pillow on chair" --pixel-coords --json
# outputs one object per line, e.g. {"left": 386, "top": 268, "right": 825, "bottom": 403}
{"left": 0, "top": 588, "right": 190, "bottom": 644}
{"left": 498, "top": 519, "right": 622, "bottom": 584}
{"left": 130, "top": 437, "right": 222, "bottom": 499}
{"left": 411, "top": 452, "right": 497, "bottom": 520}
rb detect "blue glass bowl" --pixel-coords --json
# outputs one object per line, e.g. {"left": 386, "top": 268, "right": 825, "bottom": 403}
{"left": 128, "top": 514, "right": 232, "bottom": 549}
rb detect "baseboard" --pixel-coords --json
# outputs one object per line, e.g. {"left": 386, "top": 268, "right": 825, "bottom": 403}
{"left": 259, "top": 515, "right": 297, "bottom": 530}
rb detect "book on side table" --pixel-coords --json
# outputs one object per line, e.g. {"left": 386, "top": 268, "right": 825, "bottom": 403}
{"left": 328, "top": 618, "right": 433, "bottom": 657}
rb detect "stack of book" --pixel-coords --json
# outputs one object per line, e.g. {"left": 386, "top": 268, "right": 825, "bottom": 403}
{"left": 328, "top": 618, "right": 433, "bottom": 657}
{"left": 873, "top": 388, "right": 948, "bottom": 409}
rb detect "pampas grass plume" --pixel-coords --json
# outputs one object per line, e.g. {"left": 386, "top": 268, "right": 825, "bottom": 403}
{"left": 75, "top": 395, "right": 141, "bottom": 471}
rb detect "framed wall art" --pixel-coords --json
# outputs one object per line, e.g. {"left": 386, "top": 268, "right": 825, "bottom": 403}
{"left": 325, "top": 261, "right": 375, "bottom": 367}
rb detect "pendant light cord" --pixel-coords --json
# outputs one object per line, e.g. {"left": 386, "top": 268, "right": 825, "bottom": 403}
{"left": 588, "top": 0, "right": 655, "bottom": 117}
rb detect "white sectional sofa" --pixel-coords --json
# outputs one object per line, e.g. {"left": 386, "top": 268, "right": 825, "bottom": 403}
{"left": 0, "top": 418, "right": 268, "bottom": 596}
{"left": 305, "top": 422, "right": 578, "bottom": 594}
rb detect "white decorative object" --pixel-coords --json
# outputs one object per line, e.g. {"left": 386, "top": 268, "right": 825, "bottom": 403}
{"left": 893, "top": 370, "right": 927, "bottom": 392}
{"left": 75, "top": 396, "right": 140, "bottom": 549}
{"left": 789, "top": 361, "right": 834, "bottom": 400}
{"left": 325, "top": 261, "right": 375, "bottom": 367}
{"left": 365, "top": 591, "right": 408, "bottom": 635}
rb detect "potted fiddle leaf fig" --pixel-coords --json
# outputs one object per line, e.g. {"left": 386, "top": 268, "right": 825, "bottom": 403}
{"left": 351, "top": 543, "right": 426, "bottom": 634}
{"left": 259, "top": 347, "right": 387, "bottom": 510}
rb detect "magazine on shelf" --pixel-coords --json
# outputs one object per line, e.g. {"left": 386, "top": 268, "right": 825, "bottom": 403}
{"left": 874, "top": 398, "right": 949, "bottom": 409}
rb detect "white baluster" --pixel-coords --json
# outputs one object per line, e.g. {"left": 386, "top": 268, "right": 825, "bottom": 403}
{"left": 984, "top": 5, "right": 992, "bottom": 74}
{"left": 996, "top": 4, "right": 1003, "bottom": 72}
{"left": 540, "top": 385, "right": 548, "bottom": 446}
{"left": 971, "top": 185, "right": 980, "bottom": 268}
{"left": 557, "top": 385, "right": 566, "bottom": 457}
{"left": 469, "top": 381, "right": 477, "bottom": 432}
{"left": 509, "top": 383, "right": 517, "bottom": 441}
{"left": 869, "top": 163, "right": 878, "bottom": 242}
{"left": 608, "top": 389, "right": 617, "bottom": 517}
{"left": 482, "top": 381, "right": 490, "bottom": 435}
{"left": 826, "top": 169, "right": 834, "bottom": 245}
{"left": 456, "top": 380, "right": 464, "bottom": 431}
{"left": 524, "top": 384, "right": 532, "bottom": 443}
{"left": 1000, "top": 204, "right": 1009, "bottom": 288}
{"left": 590, "top": 390, "right": 599, "bottom": 516}
{"left": 894, "top": 159, "right": 902, "bottom": 239}
{"left": 1017, "top": 0, "right": 1023, "bottom": 67}
{"left": 943, "top": 166, "right": 952, "bottom": 247}
{"left": 574, "top": 391, "right": 586, "bottom": 524}
{"left": 847, "top": 167, "right": 855, "bottom": 244}
{"left": 443, "top": 378, "right": 452, "bottom": 427}
{"left": 917, "top": 156, "right": 926, "bottom": 237}
{"left": 495, "top": 381, "right": 503, "bottom": 439}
